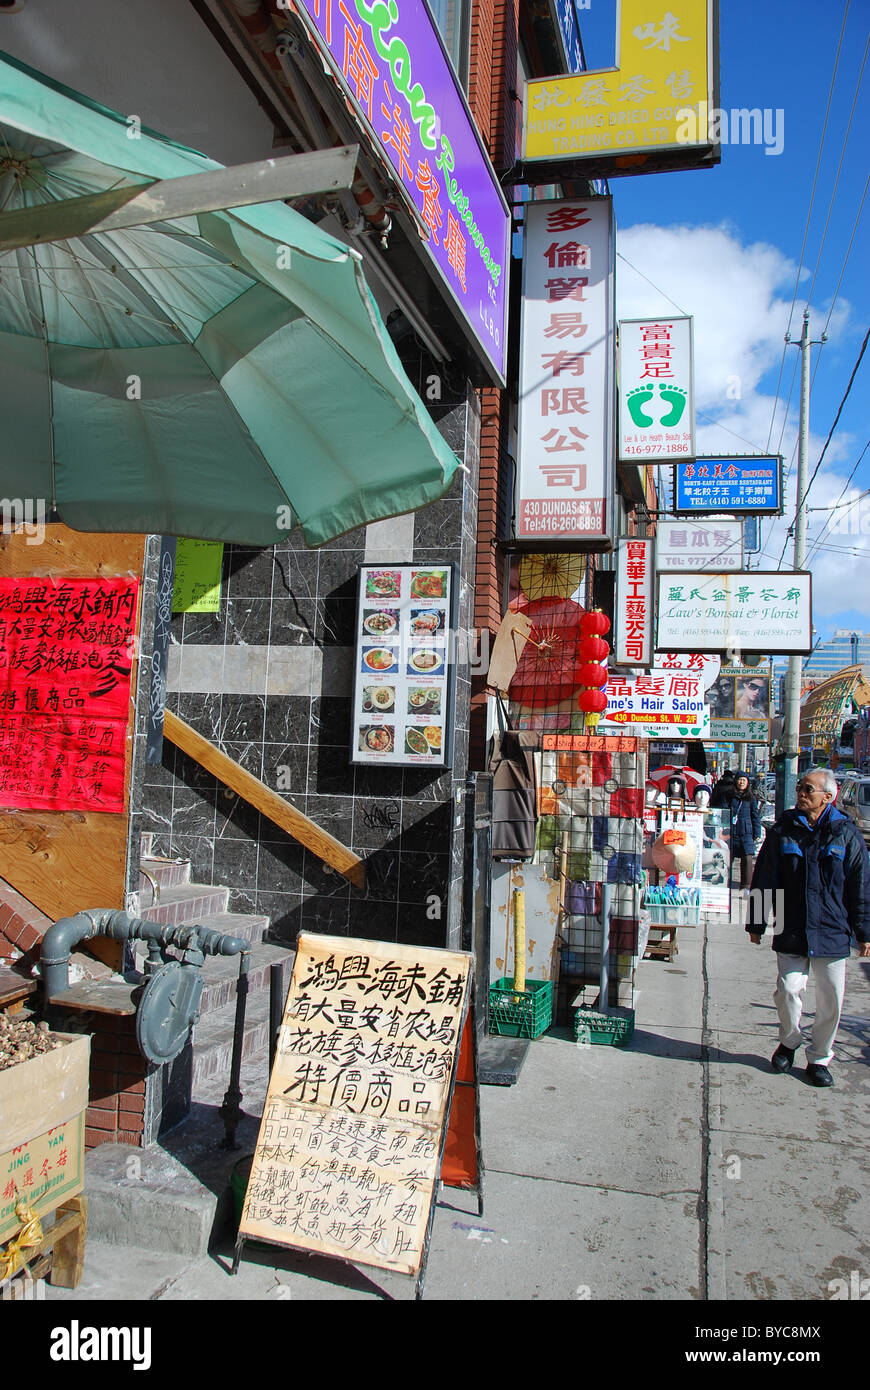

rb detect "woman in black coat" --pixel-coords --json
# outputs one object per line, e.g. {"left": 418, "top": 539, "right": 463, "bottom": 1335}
{"left": 728, "top": 771, "right": 762, "bottom": 888}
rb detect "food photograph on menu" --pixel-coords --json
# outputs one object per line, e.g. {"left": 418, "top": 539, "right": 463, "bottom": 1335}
{"left": 351, "top": 565, "right": 455, "bottom": 767}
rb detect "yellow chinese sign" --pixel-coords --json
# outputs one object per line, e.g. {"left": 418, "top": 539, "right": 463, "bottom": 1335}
{"left": 171, "top": 538, "right": 224, "bottom": 613}
{"left": 524, "top": 0, "right": 716, "bottom": 169}
{"left": 238, "top": 934, "right": 472, "bottom": 1278}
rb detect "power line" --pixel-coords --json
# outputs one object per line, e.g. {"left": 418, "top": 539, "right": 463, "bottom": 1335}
{"left": 765, "top": 0, "right": 851, "bottom": 451}
{"left": 776, "top": 332, "right": 870, "bottom": 569}
{"left": 805, "top": 434, "right": 870, "bottom": 566}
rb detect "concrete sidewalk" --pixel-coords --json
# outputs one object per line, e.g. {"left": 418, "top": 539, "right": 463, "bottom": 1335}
{"left": 45, "top": 910, "right": 870, "bottom": 1302}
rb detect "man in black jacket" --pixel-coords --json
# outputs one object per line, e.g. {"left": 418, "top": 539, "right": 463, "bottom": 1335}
{"left": 747, "top": 767, "right": 870, "bottom": 1086}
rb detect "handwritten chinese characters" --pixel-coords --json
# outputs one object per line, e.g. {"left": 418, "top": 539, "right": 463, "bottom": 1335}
{"left": 517, "top": 200, "right": 613, "bottom": 539}
{"left": 0, "top": 578, "right": 138, "bottom": 813}
{"left": 239, "top": 934, "right": 472, "bottom": 1277}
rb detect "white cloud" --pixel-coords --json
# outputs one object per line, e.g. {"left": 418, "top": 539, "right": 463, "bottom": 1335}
{"left": 615, "top": 221, "right": 859, "bottom": 633}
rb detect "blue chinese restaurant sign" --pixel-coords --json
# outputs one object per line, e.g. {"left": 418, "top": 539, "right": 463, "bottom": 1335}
{"left": 294, "top": 0, "right": 511, "bottom": 382}
{"left": 674, "top": 456, "right": 782, "bottom": 516}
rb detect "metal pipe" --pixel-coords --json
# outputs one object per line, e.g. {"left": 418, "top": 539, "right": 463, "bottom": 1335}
{"left": 599, "top": 882, "right": 612, "bottom": 1015}
{"left": 269, "top": 959, "right": 285, "bottom": 1070}
{"left": 42, "top": 908, "right": 247, "bottom": 998}
{"left": 221, "top": 949, "right": 251, "bottom": 1150}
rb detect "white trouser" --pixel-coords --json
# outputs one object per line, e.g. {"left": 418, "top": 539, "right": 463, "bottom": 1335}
{"left": 774, "top": 953, "right": 847, "bottom": 1066}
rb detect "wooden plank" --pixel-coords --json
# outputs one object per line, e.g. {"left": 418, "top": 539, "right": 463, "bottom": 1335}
{"left": 0, "top": 969, "right": 36, "bottom": 1011}
{"left": 0, "top": 523, "right": 145, "bottom": 971}
{"left": 44, "top": 980, "right": 138, "bottom": 1015}
{"left": 163, "top": 710, "right": 366, "bottom": 889}
{"left": 48, "top": 1196, "right": 87, "bottom": 1289}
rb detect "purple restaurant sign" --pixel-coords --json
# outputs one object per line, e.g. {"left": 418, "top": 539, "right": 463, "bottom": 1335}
{"left": 293, "top": 0, "right": 511, "bottom": 381}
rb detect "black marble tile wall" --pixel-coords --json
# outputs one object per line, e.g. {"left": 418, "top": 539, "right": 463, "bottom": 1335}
{"left": 126, "top": 367, "right": 483, "bottom": 955}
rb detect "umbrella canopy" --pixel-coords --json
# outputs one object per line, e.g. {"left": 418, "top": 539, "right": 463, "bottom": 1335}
{"left": 0, "top": 51, "right": 460, "bottom": 547}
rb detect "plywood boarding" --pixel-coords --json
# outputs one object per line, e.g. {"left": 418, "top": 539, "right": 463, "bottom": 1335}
{"left": 0, "top": 525, "right": 144, "bottom": 955}
{"left": 239, "top": 933, "right": 472, "bottom": 1278}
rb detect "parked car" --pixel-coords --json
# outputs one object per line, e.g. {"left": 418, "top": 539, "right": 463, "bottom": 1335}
{"left": 836, "top": 776, "right": 870, "bottom": 843}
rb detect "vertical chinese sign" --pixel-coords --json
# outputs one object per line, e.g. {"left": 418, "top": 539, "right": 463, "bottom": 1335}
{"left": 293, "top": 0, "right": 511, "bottom": 382}
{"left": 618, "top": 316, "right": 695, "bottom": 460}
{"left": 238, "top": 934, "right": 472, "bottom": 1280}
{"left": 517, "top": 197, "right": 615, "bottom": 541}
{"left": 615, "top": 536, "right": 654, "bottom": 667}
{"left": 0, "top": 578, "right": 139, "bottom": 813}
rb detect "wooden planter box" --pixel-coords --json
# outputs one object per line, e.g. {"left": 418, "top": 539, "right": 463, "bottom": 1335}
{"left": 1, "top": 1033, "right": 90, "bottom": 1245}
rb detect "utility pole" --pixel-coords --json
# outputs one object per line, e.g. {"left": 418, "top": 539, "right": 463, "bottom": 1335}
{"left": 778, "top": 310, "right": 826, "bottom": 814}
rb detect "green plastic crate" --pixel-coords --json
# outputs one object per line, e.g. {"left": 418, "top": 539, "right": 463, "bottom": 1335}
{"left": 488, "top": 978, "right": 553, "bottom": 1039}
{"left": 573, "top": 1007, "right": 635, "bottom": 1048}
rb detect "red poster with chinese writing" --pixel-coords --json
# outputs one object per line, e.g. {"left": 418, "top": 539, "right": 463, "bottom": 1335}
{"left": 0, "top": 578, "right": 139, "bottom": 813}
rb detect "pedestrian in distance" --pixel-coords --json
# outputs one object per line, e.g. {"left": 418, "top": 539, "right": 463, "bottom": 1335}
{"left": 747, "top": 767, "right": 870, "bottom": 1087}
{"left": 728, "top": 771, "right": 762, "bottom": 889}
{"left": 709, "top": 768, "right": 735, "bottom": 809}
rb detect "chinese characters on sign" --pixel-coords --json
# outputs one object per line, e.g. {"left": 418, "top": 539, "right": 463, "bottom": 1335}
{"left": 656, "top": 518, "right": 743, "bottom": 571}
{"left": 656, "top": 572, "right": 812, "bottom": 653}
{"left": 600, "top": 668, "right": 711, "bottom": 738}
{"left": 1, "top": 1113, "right": 85, "bottom": 1244}
{"left": 294, "top": 0, "right": 510, "bottom": 380}
{"left": 706, "top": 664, "right": 771, "bottom": 742}
{"left": 517, "top": 198, "right": 614, "bottom": 540}
{"left": 674, "top": 456, "right": 782, "bottom": 514}
{"left": 524, "top": 0, "right": 716, "bottom": 170}
{"left": 0, "top": 578, "right": 139, "bottom": 813}
{"left": 618, "top": 317, "right": 695, "bottom": 460}
{"left": 615, "top": 536, "right": 654, "bottom": 666}
{"left": 238, "top": 934, "right": 472, "bottom": 1278}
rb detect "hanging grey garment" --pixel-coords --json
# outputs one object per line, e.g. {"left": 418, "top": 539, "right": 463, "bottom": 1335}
{"left": 489, "top": 730, "right": 538, "bottom": 861}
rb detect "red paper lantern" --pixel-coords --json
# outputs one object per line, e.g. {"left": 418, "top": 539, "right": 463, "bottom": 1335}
{"left": 580, "top": 610, "right": 611, "bottom": 637}
{"left": 576, "top": 662, "right": 608, "bottom": 688}
{"left": 577, "top": 688, "right": 608, "bottom": 713}
{"left": 577, "top": 634, "right": 609, "bottom": 662}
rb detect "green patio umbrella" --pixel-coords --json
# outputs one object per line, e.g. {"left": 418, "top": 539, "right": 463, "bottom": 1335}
{"left": 0, "top": 50, "right": 460, "bottom": 547}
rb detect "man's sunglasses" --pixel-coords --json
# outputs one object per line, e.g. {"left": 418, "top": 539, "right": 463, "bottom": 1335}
{"left": 797, "top": 782, "right": 828, "bottom": 794}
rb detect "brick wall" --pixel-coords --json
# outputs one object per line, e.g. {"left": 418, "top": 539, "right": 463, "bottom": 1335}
{"left": 84, "top": 1015, "right": 148, "bottom": 1149}
{"left": 0, "top": 880, "right": 51, "bottom": 964}
{"left": 0, "top": 879, "right": 150, "bottom": 1150}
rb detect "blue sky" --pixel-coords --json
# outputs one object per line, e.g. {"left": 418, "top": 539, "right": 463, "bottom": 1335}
{"left": 578, "top": 0, "right": 868, "bottom": 643}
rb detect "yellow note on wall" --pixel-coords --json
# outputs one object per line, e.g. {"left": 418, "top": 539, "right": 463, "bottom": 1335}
{"left": 172, "top": 538, "right": 224, "bottom": 612}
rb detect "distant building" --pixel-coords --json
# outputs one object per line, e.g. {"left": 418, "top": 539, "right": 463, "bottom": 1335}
{"left": 773, "top": 630, "right": 870, "bottom": 711}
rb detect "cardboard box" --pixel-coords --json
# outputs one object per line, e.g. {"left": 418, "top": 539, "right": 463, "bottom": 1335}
{"left": 0, "top": 1033, "right": 89, "bottom": 1245}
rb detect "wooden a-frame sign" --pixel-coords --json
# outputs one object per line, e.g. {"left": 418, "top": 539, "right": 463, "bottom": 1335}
{"left": 233, "top": 933, "right": 482, "bottom": 1297}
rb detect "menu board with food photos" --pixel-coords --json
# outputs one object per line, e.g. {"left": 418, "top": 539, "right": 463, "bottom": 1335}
{"left": 352, "top": 565, "right": 456, "bottom": 767}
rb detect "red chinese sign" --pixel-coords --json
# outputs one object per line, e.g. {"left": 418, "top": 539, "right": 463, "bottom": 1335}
{"left": 615, "top": 536, "right": 653, "bottom": 666}
{"left": 0, "top": 578, "right": 139, "bottom": 813}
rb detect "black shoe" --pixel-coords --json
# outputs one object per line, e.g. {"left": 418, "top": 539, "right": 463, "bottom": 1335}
{"left": 771, "top": 1044, "right": 796, "bottom": 1072}
{"left": 806, "top": 1063, "right": 834, "bottom": 1087}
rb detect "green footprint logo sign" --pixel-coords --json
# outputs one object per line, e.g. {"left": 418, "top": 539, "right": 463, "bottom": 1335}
{"left": 626, "top": 383, "right": 688, "bottom": 429}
